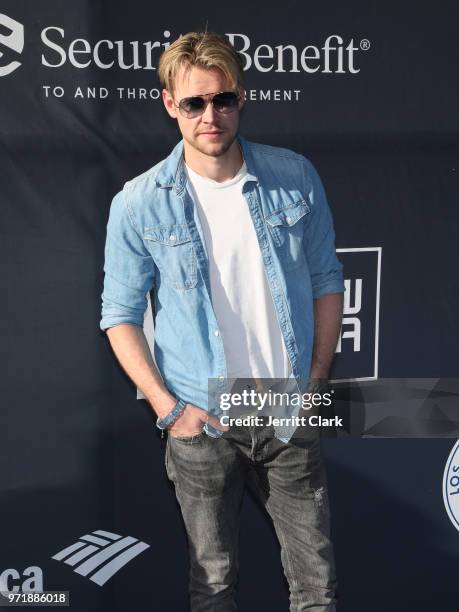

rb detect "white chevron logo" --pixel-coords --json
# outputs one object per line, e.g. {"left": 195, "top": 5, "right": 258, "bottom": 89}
{"left": 52, "top": 530, "right": 150, "bottom": 586}
{"left": 0, "top": 14, "right": 24, "bottom": 77}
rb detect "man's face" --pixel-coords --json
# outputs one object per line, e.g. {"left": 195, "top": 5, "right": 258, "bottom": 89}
{"left": 162, "top": 65, "right": 245, "bottom": 158}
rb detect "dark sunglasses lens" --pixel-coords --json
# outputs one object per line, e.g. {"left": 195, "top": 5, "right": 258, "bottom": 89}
{"left": 213, "top": 92, "right": 239, "bottom": 113}
{"left": 180, "top": 96, "right": 205, "bottom": 115}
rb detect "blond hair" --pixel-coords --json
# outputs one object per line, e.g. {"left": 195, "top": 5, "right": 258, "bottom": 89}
{"left": 158, "top": 31, "right": 244, "bottom": 97}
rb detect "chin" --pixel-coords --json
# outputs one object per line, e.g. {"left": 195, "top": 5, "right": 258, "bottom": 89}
{"left": 203, "top": 144, "right": 229, "bottom": 157}
{"left": 195, "top": 135, "right": 235, "bottom": 157}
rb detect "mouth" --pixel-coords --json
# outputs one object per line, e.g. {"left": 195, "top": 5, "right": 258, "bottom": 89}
{"left": 199, "top": 130, "right": 224, "bottom": 136}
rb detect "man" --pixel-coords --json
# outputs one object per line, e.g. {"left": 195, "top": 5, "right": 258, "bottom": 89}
{"left": 100, "top": 31, "right": 344, "bottom": 612}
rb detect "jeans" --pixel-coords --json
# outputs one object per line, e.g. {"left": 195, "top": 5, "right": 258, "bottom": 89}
{"left": 164, "top": 419, "right": 338, "bottom": 611}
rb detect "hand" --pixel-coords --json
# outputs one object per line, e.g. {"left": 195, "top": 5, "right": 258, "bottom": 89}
{"left": 167, "top": 403, "right": 229, "bottom": 438}
{"left": 306, "top": 377, "right": 330, "bottom": 394}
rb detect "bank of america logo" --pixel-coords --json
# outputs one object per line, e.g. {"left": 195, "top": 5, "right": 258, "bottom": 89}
{"left": 52, "top": 530, "right": 150, "bottom": 586}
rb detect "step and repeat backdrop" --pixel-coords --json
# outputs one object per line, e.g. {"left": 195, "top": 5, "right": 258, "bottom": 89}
{"left": 2, "top": 1, "right": 459, "bottom": 610}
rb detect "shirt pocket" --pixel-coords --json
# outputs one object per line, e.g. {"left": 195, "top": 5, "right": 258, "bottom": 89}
{"left": 143, "top": 223, "right": 197, "bottom": 290}
{"left": 265, "top": 199, "right": 311, "bottom": 271}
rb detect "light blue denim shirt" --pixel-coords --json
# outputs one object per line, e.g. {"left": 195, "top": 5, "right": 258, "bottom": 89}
{"left": 100, "top": 133, "right": 344, "bottom": 442}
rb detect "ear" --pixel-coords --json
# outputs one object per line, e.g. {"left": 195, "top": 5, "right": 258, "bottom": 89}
{"left": 162, "top": 88, "right": 177, "bottom": 119}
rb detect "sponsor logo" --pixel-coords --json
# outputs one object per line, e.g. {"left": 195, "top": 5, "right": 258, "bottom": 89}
{"left": 39, "top": 28, "right": 367, "bottom": 74}
{"left": 0, "top": 13, "right": 24, "bottom": 77}
{"left": 443, "top": 440, "right": 459, "bottom": 531}
{"left": 52, "top": 529, "right": 150, "bottom": 586}
{"left": 0, "top": 14, "right": 371, "bottom": 90}
{"left": 228, "top": 33, "right": 368, "bottom": 74}
{"left": 332, "top": 247, "right": 382, "bottom": 381}
{"left": 0, "top": 566, "right": 43, "bottom": 592}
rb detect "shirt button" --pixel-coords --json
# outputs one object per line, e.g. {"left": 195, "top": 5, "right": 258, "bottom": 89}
{"left": 214, "top": 330, "right": 220, "bottom": 336}
{"left": 169, "top": 234, "right": 176, "bottom": 241}
{"left": 218, "top": 375, "right": 225, "bottom": 381}
{"left": 286, "top": 216, "right": 291, "bottom": 223}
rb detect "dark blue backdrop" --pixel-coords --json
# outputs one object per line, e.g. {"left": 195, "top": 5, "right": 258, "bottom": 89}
{"left": 2, "top": 1, "right": 458, "bottom": 610}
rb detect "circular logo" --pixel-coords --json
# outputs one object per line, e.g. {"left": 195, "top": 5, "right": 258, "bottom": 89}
{"left": 443, "top": 440, "right": 459, "bottom": 531}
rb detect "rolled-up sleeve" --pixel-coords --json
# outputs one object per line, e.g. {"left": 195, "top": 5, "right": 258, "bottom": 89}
{"left": 301, "top": 157, "right": 345, "bottom": 299}
{"left": 99, "top": 188, "right": 155, "bottom": 331}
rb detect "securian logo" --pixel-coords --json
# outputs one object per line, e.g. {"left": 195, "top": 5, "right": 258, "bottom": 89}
{"left": 0, "top": 14, "right": 24, "bottom": 77}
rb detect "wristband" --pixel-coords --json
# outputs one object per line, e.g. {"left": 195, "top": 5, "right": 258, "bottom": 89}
{"left": 156, "top": 398, "right": 187, "bottom": 433}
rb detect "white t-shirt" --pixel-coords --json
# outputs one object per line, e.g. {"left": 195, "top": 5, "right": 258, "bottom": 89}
{"left": 185, "top": 158, "right": 291, "bottom": 380}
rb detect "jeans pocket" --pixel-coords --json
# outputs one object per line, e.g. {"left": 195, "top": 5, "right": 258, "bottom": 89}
{"left": 169, "top": 430, "right": 206, "bottom": 445}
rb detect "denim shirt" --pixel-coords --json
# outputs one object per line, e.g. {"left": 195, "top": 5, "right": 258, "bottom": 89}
{"left": 100, "top": 133, "right": 344, "bottom": 442}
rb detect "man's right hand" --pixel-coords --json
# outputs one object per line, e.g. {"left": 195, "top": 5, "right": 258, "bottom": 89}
{"left": 167, "top": 403, "right": 228, "bottom": 438}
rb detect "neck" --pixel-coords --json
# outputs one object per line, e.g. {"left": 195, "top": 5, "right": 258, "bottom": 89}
{"left": 183, "top": 137, "right": 243, "bottom": 182}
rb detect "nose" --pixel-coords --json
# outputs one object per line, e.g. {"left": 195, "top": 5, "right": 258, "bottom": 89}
{"left": 201, "top": 98, "right": 219, "bottom": 124}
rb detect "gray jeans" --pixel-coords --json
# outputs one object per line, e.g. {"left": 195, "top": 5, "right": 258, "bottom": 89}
{"left": 164, "top": 420, "right": 338, "bottom": 611}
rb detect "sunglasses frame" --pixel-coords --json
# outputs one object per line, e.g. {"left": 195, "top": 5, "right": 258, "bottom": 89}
{"left": 174, "top": 90, "right": 241, "bottom": 118}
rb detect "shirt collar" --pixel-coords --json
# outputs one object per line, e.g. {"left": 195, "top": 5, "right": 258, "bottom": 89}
{"left": 154, "top": 132, "right": 259, "bottom": 193}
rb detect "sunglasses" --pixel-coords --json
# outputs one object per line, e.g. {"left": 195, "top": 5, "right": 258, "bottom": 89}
{"left": 175, "top": 90, "right": 241, "bottom": 119}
